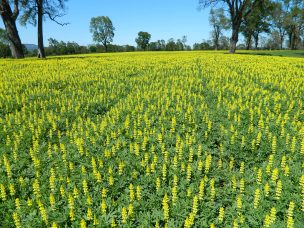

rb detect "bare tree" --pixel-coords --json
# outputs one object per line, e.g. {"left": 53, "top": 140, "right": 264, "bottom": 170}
{"left": 0, "top": 0, "right": 24, "bottom": 58}
{"left": 20, "top": 0, "right": 68, "bottom": 58}
{"left": 199, "top": 0, "right": 262, "bottom": 53}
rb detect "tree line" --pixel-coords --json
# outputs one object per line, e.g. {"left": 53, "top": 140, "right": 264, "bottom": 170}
{"left": 0, "top": 0, "right": 303, "bottom": 58}
{"left": 200, "top": 0, "right": 304, "bottom": 53}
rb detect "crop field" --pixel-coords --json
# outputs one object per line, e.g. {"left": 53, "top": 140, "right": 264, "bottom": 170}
{"left": 0, "top": 52, "right": 304, "bottom": 227}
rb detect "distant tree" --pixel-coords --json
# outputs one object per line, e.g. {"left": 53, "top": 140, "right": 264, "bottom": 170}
{"left": 0, "top": 28, "right": 11, "bottom": 57}
{"left": 166, "top": 38, "right": 177, "bottom": 51}
{"left": 135, "top": 31, "right": 151, "bottom": 51}
{"left": 271, "top": 1, "right": 288, "bottom": 49}
{"left": 193, "top": 40, "right": 213, "bottom": 50}
{"left": 176, "top": 39, "right": 184, "bottom": 50}
{"left": 20, "top": 0, "right": 68, "bottom": 58}
{"left": 219, "top": 35, "right": 230, "bottom": 49}
{"left": 90, "top": 16, "right": 115, "bottom": 52}
{"left": 0, "top": 0, "right": 24, "bottom": 58}
{"left": 0, "top": 27, "right": 9, "bottom": 44}
{"left": 89, "top": 45, "right": 97, "bottom": 53}
{"left": 123, "top": 45, "right": 136, "bottom": 52}
{"left": 241, "top": 0, "right": 273, "bottom": 50}
{"left": 0, "top": 42, "right": 11, "bottom": 58}
{"left": 265, "top": 31, "right": 281, "bottom": 49}
{"left": 199, "top": 0, "right": 264, "bottom": 53}
{"left": 283, "top": 0, "right": 304, "bottom": 50}
{"left": 209, "top": 8, "right": 229, "bottom": 50}
{"left": 182, "top": 35, "right": 187, "bottom": 49}
{"left": 46, "top": 38, "right": 88, "bottom": 56}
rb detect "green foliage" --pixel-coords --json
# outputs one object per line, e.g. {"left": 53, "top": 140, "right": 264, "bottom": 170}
{"left": 0, "top": 52, "right": 304, "bottom": 227}
{"left": 20, "top": 0, "right": 67, "bottom": 26}
{"left": 135, "top": 31, "right": 151, "bottom": 51}
{"left": 90, "top": 16, "right": 115, "bottom": 51}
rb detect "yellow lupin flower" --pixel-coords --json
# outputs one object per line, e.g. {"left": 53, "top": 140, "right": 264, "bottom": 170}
{"left": 257, "top": 168, "right": 262, "bottom": 184}
{"left": 205, "top": 154, "right": 212, "bottom": 173}
{"left": 240, "top": 162, "right": 245, "bottom": 174}
{"left": 82, "top": 179, "right": 88, "bottom": 195}
{"left": 128, "top": 203, "right": 134, "bottom": 217}
{"left": 136, "top": 185, "right": 141, "bottom": 200}
{"left": 210, "top": 178, "right": 215, "bottom": 201}
{"left": 187, "top": 163, "right": 192, "bottom": 181}
{"left": 15, "top": 198, "right": 21, "bottom": 210}
{"left": 253, "top": 188, "right": 260, "bottom": 209}
{"left": 129, "top": 183, "right": 135, "bottom": 202}
{"left": 301, "top": 137, "right": 304, "bottom": 155}
{"left": 239, "top": 178, "right": 245, "bottom": 194}
{"left": 270, "top": 207, "right": 276, "bottom": 224}
{"left": 0, "top": 184, "right": 6, "bottom": 201}
{"left": 264, "top": 183, "right": 270, "bottom": 197}
{"left": 272, "top": 136, "right": 276, "bottom": 154}
{"left": 192, "top": 195, "right": 198, "bottom": 215}
{"left": 156, "top": 177, "right": 161, "bottom": 191}
{"left": 271, "top": 168, "right": 279, "bottom": 183}
{"left": 275, "top": 180, "right": 282, "bottom": 200}
{"left": 287, "top": 201, "right": 295, "bottom": 228}
{"left": 101, "top": 199, "right": 107, "bottom": 214}
{"left": 33, "top": 179, "right": 41, "bottom": 198}
{"left": 122, "top": 207, "right": 128, "bottom": 223}
{"left": 198, "top": 179, "right": 205, "bottom": 200}
{"left": 236, "top": 195, "right": 242, "bottom": 210}
{"left": 162, "top": 193, "right": 169, "bottom": 221}
{"left": 80, "top": 219, "right": 86, "bottom": 228}
{"left": 218, "top": 207, "right": 225, "bottom": 223}
{"left": 12, "top": 212, "right": 21, "bottom": 228}
{"left": 87, "top": 207, "right": 93, "bottom": 220}
{"left": 232, "top": 175, "right": 237, "bottom": 191}
{"left": 37, "top": 200, "right": 48, "bottom": 224}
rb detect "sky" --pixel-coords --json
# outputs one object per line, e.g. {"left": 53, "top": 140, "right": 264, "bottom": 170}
{"left": 1, "top": 0, "right": 215, "bottom": 46}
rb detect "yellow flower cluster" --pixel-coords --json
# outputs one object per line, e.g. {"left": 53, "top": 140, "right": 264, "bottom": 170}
{"left": 0, "top": 52, "right": 303, "bottom": 227}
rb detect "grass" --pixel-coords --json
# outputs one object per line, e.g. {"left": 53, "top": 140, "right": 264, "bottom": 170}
{"left": 237, "top": 50, "right": 304, "bottom": 58}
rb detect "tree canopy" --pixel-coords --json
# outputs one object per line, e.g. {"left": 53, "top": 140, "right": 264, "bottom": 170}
{"left": 90, "top": 16, "right": 115, "bottom": 52}
{"left": 135, "top": 31, "right": 151, "bottom": 51}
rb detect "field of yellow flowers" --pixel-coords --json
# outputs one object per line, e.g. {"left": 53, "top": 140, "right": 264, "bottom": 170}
{"left": 0, "top": 52, "right": 304, "bottom": 227}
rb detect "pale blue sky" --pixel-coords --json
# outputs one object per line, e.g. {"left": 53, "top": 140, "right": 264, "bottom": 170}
{"left": 1, "top": 0, "right": 215, "bottom": 46}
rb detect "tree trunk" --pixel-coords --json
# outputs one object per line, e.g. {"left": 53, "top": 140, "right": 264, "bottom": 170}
{"left": 280, "top": 35, "right": 284, "bottom": 50}
{"left": 0, "top": 2, "right": 24, "bottom": 58}
{"left": 37, "top": 0, "right": 46, "bottom": 58}
{"left": 254, "top": 35, "right": 259, "bottom": 50}
{"left": 246, "top": 36, "right": 252, "bottom": 50}
{"left": 230, "top": 27, "right": 239, "bottom": 54}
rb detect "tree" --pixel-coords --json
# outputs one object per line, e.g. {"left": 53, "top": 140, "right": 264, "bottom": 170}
{"left": 265, "top": 31, "right": 281, "bottom": 50}
{"left": 0, "top": 27, "right": 11, "bottom": 57}
{"left": 135, "top": 31, "right": 151, "bottom": 51}
{"left": 241, "top": 0, "right": 273, "bottom": 50}
{"left": 181, "top": 35, "right": 187, "bottom": 50}
{"left": 193, "top": 39, "right": 213, "bottom": 50}
{"left": 20, "top": 0, "right": 68, "bottom": 58}
{"left": 271, "top": 1, "right": 288, "bottom": 49}
{"left": 0, "top": 27, "right": 8, "bottom": 43}
{"left": 90, "top": 16, "right": 115, "bottom": 52}
{"left": 283, "top": 0, "right": 304, "bottom": 50}
{"left": 199, "top": 0, "right": 263, "bottom": 53}
{"left": 0, "top": 0, "right": 24, "bottom": 58}
{"left": 209, "top": 8, "right": 229, "bottom": 50}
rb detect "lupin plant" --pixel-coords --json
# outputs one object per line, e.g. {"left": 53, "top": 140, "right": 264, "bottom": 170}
{"left": 0, "top": 52, "right": 303, "bottom": 227}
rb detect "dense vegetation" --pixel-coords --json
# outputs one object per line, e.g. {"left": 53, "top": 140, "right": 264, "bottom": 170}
{"left": 0, "top": 52, "right": 303, "bottom": 227}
